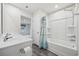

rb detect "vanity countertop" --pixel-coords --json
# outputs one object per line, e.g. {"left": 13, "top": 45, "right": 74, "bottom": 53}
{"left": 0, "top": 33, "right": 32, "bottom": 49}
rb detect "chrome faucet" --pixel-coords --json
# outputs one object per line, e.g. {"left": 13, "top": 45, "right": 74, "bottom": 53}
{"left": 4, "top": 33, "right": 12, "bottom": 42}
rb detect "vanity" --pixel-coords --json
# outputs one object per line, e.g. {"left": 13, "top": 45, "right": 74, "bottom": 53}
{"left": 0, "top": 33, "right": 32, "bottom": 56}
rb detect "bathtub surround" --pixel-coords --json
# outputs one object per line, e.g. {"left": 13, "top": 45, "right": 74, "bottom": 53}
{"left": 73, "top": 4, "right": 79, "bottom": 56}
{"left": 47, "top": 4, "right": 78, "bottom": 56}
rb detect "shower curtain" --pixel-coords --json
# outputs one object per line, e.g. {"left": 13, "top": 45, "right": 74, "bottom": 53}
{"left": 39, "top": 16, "right": 48, "bottom": 49}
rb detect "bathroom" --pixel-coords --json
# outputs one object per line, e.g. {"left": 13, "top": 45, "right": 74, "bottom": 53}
{"left": 0, "top": 3, "right": 79, "bottom": 56}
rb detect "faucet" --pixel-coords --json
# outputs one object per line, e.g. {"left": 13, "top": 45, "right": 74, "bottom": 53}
{"left": 4, "top": 33, "right": 12, "bottom": 42}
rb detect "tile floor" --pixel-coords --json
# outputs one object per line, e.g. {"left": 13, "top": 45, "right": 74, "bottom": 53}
{"left": 32, "top": 44, "right": 57, "bottom": 56}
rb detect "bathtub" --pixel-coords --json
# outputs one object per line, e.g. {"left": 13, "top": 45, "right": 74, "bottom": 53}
{"left": 0, "top": 33, "right": 32, "bottom": 56}
{"left": 47, "top": 38, "right": 78, "bottom": 56}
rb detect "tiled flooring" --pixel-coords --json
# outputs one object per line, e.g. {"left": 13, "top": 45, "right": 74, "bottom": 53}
{"left": 32, "top": 44, "right": 57, "bottom": 56}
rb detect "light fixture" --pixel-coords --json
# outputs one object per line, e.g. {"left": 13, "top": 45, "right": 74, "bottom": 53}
{"left": 55, "top": 4, "right": 58, "bottom": 8}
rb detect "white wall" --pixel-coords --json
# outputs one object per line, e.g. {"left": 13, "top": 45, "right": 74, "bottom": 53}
{"left": 0, "top": 3, "right": 1, "bottom": 33}
{"left": 32, "top": 10, "right": 47, "bottom": 45}
{"left": 3, "top": 4, "right": 32, "bottom": 33}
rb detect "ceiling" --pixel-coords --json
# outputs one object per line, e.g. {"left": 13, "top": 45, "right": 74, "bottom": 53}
{"left": 10, "top": 3, "right": 73, "bottom": 15}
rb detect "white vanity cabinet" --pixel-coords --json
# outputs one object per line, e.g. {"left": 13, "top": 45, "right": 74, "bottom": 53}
{"left": 0, "top": 34, "right": 32, "bottom": 56}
